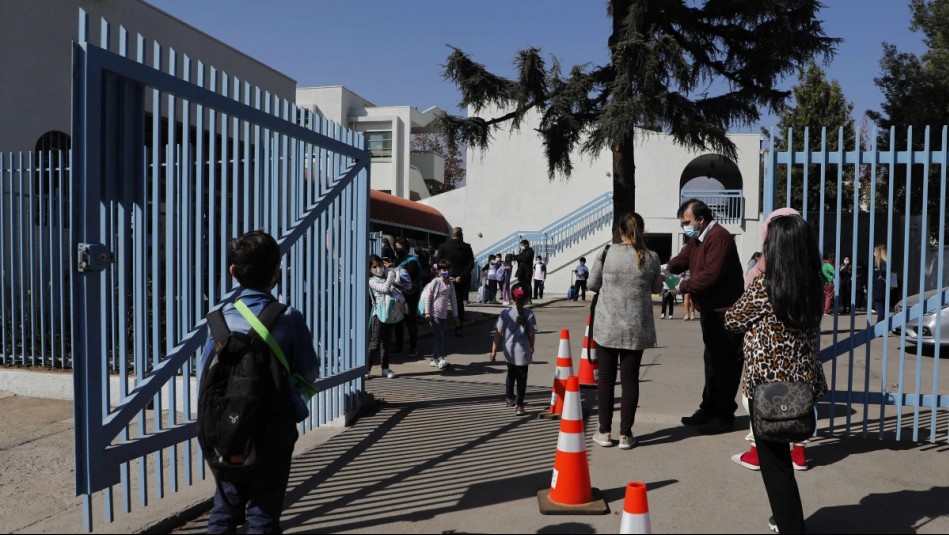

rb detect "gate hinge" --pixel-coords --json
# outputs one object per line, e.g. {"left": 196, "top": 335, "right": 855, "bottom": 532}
{"left": 77, "top": 243, "right": 112, "bottom": 273}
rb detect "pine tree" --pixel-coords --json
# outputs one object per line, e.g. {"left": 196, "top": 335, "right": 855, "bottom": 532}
{"left": 436, "top": 0, "right": 838, "bottom": 222}
{"left": 868, "top": 0, "right": 949, "bottom": 237}
{"left": 766, "top": 62, "right": 856, "bottom": 213}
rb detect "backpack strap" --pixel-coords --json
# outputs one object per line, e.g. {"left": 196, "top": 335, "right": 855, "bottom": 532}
{"left": 207, "top": 309, "right": 231, "bottom": 345}
{"left": 234, "top": 300, "right": 290, "bottom": 372}
{"left": 233, "top": 299, "right": 321, "bottom": 400}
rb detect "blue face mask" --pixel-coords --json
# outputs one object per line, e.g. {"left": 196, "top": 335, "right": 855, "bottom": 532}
{"left": 683, "top": 225, "right": 699, "bottom": 239}
{"left": 440, "top": 272, "right": 451, "bottom": 279}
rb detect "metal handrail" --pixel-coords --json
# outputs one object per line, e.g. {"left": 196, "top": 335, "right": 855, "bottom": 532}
{"left": 474, "top": 192, "right": 613, "bottom": 270}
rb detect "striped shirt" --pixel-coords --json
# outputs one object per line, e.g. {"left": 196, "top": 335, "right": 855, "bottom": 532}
{"left": 423, "top": 277, "right": 458, "bottom": 320}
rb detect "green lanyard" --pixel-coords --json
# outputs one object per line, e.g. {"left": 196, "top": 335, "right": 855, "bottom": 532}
{"left": 234, "top": 299, "right": 319, "bottom": 399}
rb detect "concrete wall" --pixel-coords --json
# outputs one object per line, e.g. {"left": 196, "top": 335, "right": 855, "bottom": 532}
{"left": 423, "top": 106, "right": 765, "bottom": 295}
{"left": 0, "top": 0, "right": 296, "bottom": 152}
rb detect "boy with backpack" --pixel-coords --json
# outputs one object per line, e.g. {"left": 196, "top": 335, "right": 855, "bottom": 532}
{"left": 198, "top": 230, "right": 319, "bottom": 534}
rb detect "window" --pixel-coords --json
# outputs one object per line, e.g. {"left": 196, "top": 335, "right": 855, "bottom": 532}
{"left": 365, "top": 131, "right": 392, "bottom": 158}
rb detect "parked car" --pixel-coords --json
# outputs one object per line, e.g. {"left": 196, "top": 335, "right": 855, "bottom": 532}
{"left": 893, "top": 290, "right": 949, "bottom": 346}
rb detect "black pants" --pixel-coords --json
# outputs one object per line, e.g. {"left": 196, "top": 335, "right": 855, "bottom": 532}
{"left": 574, "top": 279, "right": 587, "bottom": 300}
{"left": 505, "top": 363, "right": 529, "bottom": 407}
{"left": 519, "top": 273, "right": 533, "bottom": 300}
{"left": 596, "top": 346, "right": 644, "bottom": 436}
{"left": 750, "top": 399, "right": 807, "bottom": 533}
{"left": 393, "top": 293, "right": 420, "bottom": 351}
{"left": 661, "top": 293, "right": 675, "bottom": 315}
{"left": 208, "top": 446, "right": 294, "bottom": 533}
{"left": 488, "top": 279, "right": 499, "bottom": 302}
{"left": 368, "top": 315, "right": 392, "bottom": 371}
{"left": 697, "top": 309, "right": 743, "bottom": 422}
{"left": 452, "top": 280, "right": 468, "bottom": 325}
{"left": 533, "top": 279, "right": 545, "bottom": 299}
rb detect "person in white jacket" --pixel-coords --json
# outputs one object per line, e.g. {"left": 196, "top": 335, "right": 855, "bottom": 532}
{"left": 368, "top": 255, "right": 399, "bottom": 379}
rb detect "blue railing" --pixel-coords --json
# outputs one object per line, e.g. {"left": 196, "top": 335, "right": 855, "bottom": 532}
{"left": 61, "top": 9, "right": 370, "bottom": 531}
{"left": 765, "top": 124, "right": 948, "bottom": 444}
{"left": 679, "top": 189, "right": 744, "bottom": 224}
{"left": 474, "top": 192, "right": 613, "bottom": 270}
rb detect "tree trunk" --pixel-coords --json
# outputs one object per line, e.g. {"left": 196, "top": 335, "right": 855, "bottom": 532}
{"left": 612, "top": 141, "right": 636, "bottom": 232}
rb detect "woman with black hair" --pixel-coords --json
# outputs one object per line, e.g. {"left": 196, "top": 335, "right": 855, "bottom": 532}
{"left": 725, "top": 214, "right": 828, "bottom": 534}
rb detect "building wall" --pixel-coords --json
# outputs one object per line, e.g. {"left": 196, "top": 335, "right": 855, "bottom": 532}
{"left": 422, "top": 106, "right": 766, "bottom": 293}
{"left": 0, "top": 0, "right": 296, "bottom": 152}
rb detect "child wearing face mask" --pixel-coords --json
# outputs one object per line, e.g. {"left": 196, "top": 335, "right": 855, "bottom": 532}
{"left": 368, "top": 255, "right": 399, "bottom": 379}
{"left": 422, "top": 258, "right": 460, "bottom": 369}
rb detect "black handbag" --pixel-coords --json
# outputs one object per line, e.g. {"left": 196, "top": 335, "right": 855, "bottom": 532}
{"left": 752, "top": 381, "right": 816, "bottom": 443}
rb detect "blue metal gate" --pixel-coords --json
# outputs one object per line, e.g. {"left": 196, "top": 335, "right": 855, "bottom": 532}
{"left": 71, "top": 10, "right": 369, "bottom": 530}
{"left": 765, "top": 125, "right": 948, "bottom": 444}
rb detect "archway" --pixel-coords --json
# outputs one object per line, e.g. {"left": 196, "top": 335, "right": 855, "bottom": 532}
{"left": 679, "top": 153, "right": 743, "bottom": 192}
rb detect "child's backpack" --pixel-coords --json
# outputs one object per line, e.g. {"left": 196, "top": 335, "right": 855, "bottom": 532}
{"left": 197, "top": 300, "right": 292, "bottom": 482}
{"left": 417, "top": 278, "right": 441, "bottom": 316}
{"left": 374, "top": 287, "right": 406, "bottom": 324}
{"left": 394, "top": 255, "right": 421, "bottom": 294}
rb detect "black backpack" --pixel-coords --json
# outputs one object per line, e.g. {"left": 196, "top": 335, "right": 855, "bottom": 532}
{"left": 197, "top": 300, "right": 293, "bottom": 482}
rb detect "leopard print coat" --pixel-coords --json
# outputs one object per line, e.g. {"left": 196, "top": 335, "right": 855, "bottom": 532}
{"left": 724, "top": 276, "right": 828, "bottom": 399}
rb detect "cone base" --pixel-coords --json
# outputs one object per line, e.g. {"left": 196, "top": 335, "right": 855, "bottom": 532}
{"left": 537, "top": 410, "right": 562, "bottom": 420}
{"left": 579, "top": 383, "right": 597, "bottom": 389}
{"left": 537, "top": 487, "right": 610, "bottom": 515}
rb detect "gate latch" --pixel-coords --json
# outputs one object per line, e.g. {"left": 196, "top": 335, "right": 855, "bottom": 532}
{"left": 77, "top": 243, "right": 112, "bottom": 273}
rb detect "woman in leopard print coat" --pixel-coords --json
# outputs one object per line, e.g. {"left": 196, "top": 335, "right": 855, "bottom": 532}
{"left": 724, "top": 214, "right": 827, "bottom": 534}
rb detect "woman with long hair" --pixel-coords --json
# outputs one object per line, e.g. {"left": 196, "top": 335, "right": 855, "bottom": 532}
{"left": 725, "top": 214, "right": 827, "bottom": 533}
{"left": 588, "top": 212, "right": 662, "bottom": 449}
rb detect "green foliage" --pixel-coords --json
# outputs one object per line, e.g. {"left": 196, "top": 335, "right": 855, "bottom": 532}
{"left": 436, "top": 0, "right": 838, "bottom": 213}
{"left": 765, "top": 62, "right": 857, "bottom": 212}
{"left": 868, "top": 0, "right": 949, "bottom": 239}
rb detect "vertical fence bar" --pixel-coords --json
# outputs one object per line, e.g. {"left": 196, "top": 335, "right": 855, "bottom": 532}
{"left": 911, "top": 127, "right": 931, "bottom": 441}
{"left": 853, "top": 125, "right": 868, "bottom": 438}
{"left": 932, "top": 127, "right": 947, "bottom": 443}
{"left": 894, "top": 126, "right": 914, "bottom": 440}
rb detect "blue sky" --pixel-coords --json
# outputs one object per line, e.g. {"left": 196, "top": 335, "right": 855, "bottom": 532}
{"left": 148, "top": 0, "right": 928, "bottom": 133}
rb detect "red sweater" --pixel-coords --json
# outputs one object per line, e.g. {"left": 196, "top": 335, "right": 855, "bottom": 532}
{"left": 667, "top": 223, "right": 743, "bottom": 312}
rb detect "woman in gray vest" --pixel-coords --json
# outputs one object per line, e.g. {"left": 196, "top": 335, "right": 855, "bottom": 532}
{"left": 588, "top": 212, "right": 662, "bottom": 449}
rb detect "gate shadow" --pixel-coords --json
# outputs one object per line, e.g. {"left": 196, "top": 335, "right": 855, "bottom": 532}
{"left": 807, "top": 486, "right": 949, "bottom": 533}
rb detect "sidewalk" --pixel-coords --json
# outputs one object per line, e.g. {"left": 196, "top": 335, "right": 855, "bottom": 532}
{"left": 3, "top": 299, "right": 948, "bottom": 533}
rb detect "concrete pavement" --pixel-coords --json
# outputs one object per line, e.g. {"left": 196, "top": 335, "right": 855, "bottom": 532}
{"left": 2, "top": 299, "right": 948, "bottom": 533}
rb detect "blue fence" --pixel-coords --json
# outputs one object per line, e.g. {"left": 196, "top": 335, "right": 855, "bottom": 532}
{"left": 59, "top": 10, "right": 371, "bottom": 531}
{"left": 0, "top": 151, "right": 71, "bottom": 368}
{"left": 765, "top": 125, "right": 948, "bottom": 444}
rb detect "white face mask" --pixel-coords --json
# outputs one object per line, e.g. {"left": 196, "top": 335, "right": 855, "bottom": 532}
{"left": 371, "top": 267, "right": 384, "bottom": 277}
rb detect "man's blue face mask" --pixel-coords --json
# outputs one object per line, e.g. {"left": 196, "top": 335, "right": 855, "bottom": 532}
{"left": 682, "top": 226, "right": 699, "bottom": 239}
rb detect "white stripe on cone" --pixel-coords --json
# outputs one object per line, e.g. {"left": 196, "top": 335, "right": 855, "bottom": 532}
{"left": 561, "top": 390, "right": 582, "bottom": 420}
{"left": 620, "top": 511, "right": 652, "bottom": 534}
{"left": 556, "top": 431, "right": 585, "bottom": 453}
{"left": 555, "top": 365, "right": 573, "bottom": 379}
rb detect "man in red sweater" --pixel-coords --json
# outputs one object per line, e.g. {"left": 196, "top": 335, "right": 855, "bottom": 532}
{"left": 666, "top": 199, "right": 744, "bottom": 435}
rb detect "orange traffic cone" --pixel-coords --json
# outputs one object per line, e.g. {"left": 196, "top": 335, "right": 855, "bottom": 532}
{"left": 537, "top": 375, "right": 609, "bottom": 514}
{"left": 544, "top": 329, "right": 575, "bottom": 418}
{"left": 619, "top": 482, "right": 652, "bottom": 533}
{"left": 578, "top": 314, "right": 597, "bottom": 388}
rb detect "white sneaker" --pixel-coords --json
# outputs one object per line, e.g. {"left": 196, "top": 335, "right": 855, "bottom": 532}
{"left": 591, "top": 432, "right": 613, "bottom": 447}
{"left": 381, "top": 368, "right": 397, "bottom": 379}
{"left": 660, "top": 313, "right": 666, "bottom": 319}
{"left": 430, "top": 358, "right": 440, "bottom": 368}
{"left": 618, "top": 434, "right": 638, "bottom": 450}
{"left": 437, "top": 358, "right": 449, "bottom": 369}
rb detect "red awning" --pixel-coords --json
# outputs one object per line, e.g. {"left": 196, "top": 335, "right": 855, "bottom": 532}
{"left": 370, "top": 190, "right": 451, "bottom": 235}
